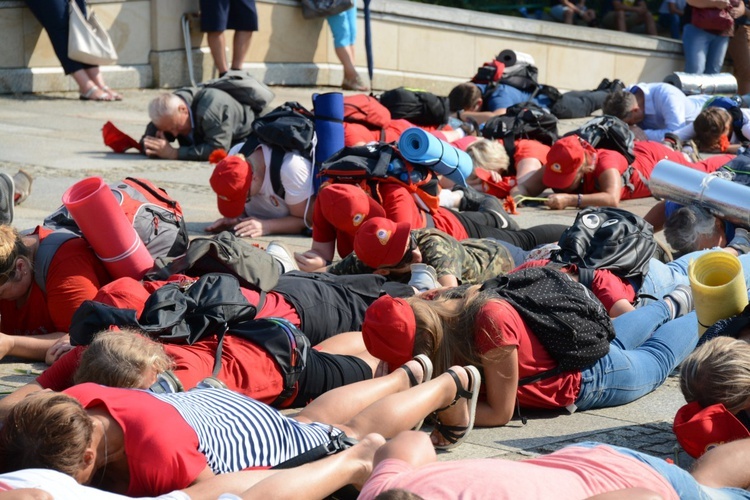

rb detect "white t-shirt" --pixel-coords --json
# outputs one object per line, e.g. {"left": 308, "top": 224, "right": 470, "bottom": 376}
{"left": 228, "top": 142, "right": 313, "bottom": 219}
{"left": 0, "top": 469, "right": 190, "bottom": 500}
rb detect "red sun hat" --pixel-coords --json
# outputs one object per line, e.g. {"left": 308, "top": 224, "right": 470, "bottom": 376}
{"left": 543, "top": 136, "right": 596, "bottom": 190}
{"left": 210, "top": 155, "right": 252, "bottom": 218}
{"left": 354, "top": 217, "right": 412, "bottom": 269}
{"left": 93, "top": 277, "right": 152, "bottom": 317}
{"left": 673, "top": 401, "right": 750, "bottom": 458}
{"left": 362, "top": 295, "right": 417, "bottom": 367}
{"left": 318, "top": 184, "right": 371, "bottom": 235}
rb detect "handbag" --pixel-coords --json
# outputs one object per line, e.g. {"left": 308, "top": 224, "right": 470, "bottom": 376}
{"left": 300, "top": 0, "right": 354, "bottom": 19}
{"left": 692, "top": 6, "right": 735, "bottom": 32}
{"left": 68, "top": 0, "right": 118, "bottom": 65}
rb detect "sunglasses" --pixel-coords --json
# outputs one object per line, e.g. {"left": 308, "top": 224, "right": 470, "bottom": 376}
{"left": 383, "top": 234, "right": 418, "bottom": 270}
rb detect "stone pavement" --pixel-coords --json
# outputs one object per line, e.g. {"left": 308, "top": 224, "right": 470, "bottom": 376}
{"left": 0, "top": 86, "right": 695, "bottom": 472}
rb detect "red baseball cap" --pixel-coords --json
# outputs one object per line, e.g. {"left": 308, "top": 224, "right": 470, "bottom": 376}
{"left": 543, "top": 136, "right": 595, "bottom": 190}
{"left": 354, "top": 217, "right": 412, "bottom": 269}
{"left": 673, "top": 401, "right": 750, "bottom": 458}
{"left": 362, "top": 295, "right": 416, "bottom": 367}
{"left": 93, "top": 277, "right": 151, "bottom": 317}
{"left": 210, "top": 155, "right": 252, "bottom": 218}
{"left": 318, "top": 184, "right": 371, "bottom": 235}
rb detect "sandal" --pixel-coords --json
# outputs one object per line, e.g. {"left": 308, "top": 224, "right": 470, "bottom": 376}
{"left": 79, "top": 86, "right": 113, "bottom": 101}
{"left": 399, "top": 354, "right": 434, "bottom": 431}
{"left": 101, "top": 85, "right": 123, "bottom": 101}
{"left": 433, "top": 365, "right": 480, "bottom": 450}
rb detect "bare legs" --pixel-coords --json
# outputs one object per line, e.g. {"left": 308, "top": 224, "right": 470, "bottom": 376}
{"left": 70, "top": 69, "right": 113, "bottom": 101}
{"left": 335, "top": 45, "right": 359, "bottom": 82}
{"left": 207, "top": 30, "right": 253, "bottom": 75}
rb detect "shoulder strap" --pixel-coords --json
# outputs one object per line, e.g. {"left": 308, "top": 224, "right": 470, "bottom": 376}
{"left": 518, "top": 366, "right": 563, "bottom": 386}
{"left": 269, "top": 148, "right": 286, "bottom": 198}
{"left": 577, "top": 267, "right": 595, "bottom": 290}
{"left": 34, "top": 230, "right": 80, "bottom": 294}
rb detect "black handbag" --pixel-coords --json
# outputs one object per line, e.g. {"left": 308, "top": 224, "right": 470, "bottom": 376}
{"left": 300, "top": 0, "right": 354, "bottom": 19}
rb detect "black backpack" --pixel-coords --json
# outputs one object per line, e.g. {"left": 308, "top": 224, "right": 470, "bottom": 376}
{"left": 480, "top": 267, "right": 616, "bottom": 383}
{"left": 564, "top": 115, "right": 636, "bottom": 165}
{"left": 550, "top": 207, "right": 657, "bottom": 288}
{"left": 239, "top": 102, "right": 315, "bottom": 198}
{"left": 378, "top": 88, "right": 450, "bottom": 127}
{"left": 482, "top": 102, "right": 558, "bottom": 170}
{"left": 476, "top": 60, "right": 562, "bottom": 109}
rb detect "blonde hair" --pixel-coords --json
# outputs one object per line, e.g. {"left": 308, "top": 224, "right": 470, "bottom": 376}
{"left": 466, "top": 139, "right": 510, "bottom": 175}
{"left": 407, "top": 289, "right": 504, "bottom": 375}
{"left": 74, "top": 329, "right": 174, "bottom": 389}
{"left": 148, "top": 93, "right": 183, "bottom": 122}
{"left": 0, "top": 225, "right": 31, "bottom": 279}
{"left": 0, "top": 392, "right": 92, "bottom": 475}
{"left": 680, "top": 336, "right": 750, "bottom": 414}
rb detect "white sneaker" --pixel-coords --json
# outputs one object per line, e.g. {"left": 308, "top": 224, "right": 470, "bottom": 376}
{"left": 266, "top": 240, "right": 298, "bottom": 274}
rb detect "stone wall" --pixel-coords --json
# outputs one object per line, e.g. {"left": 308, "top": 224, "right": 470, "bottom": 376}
{"left": 0, "top": 0, "right": 685, "bottom": 93}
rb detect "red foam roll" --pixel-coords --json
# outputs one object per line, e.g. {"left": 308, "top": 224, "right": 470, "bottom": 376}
{"left": 62, "top": 177, "right": 154, "bottom": 280}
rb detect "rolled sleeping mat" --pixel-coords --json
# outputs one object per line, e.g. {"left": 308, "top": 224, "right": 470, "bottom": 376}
{"left": 313, "top": 92, "right": 345, "bottom": 192}
{"left": 689, "top": 251, "right": 749, "bottom": 335}
{"left": 398, "top": 127, "right": 473, "bottom": 186}
{"left": 62, "top": 177, "right": 154, "bottom": 280}
{"left": 663, "top": 72, "right": 738, "bottom": 96}
{"left": 497, "top": 49, "right": 535, "bottom": 67}
{"left": 650, "top": 160, "right": 750, "bottom": 227}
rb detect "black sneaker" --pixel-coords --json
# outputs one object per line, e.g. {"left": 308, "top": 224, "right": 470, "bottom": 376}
{"left": 596, "top": 78, "right": 612, "bottom": 91}
{"left": 0, "top": 173, "right": 15, "bottom": 225}
{"left": 609, "top": 79, "right": 626, "bottom": 93}
{"left": 662, "top": 132, "right": 683, "bottom": 152}
{"left": 664, "top": 284, "right": 694, "bottom": 319}
{"left": 729, "top": 228, "right": 750, "bottom": 255}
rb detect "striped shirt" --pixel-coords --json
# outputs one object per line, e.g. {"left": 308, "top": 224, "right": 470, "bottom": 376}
{"left": 151, "top": 388, "right": 337, "bottom": 471}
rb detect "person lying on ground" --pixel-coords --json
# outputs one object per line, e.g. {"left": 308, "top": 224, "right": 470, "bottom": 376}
{"left": 205, "top": 150, "right": 314, "bottom": 237}
{"left": 361, "top": 279, "right": 697, "bottom": 435}
{"left": 513, "top": 136, "right": 732, "bottom": 210}
{"left": 359, "top": 430, "right": 750, "bottom": 499}
{"left": 0, "top": 355, "right": 480, "bottom": 496}
{"left": 690, "top": 106, "right": 750, "bottom": 154}
{"left": 295, "top": 183, "right": 565, "bottom": 272}
{"left": 141, "top": 90, "right": 254, "bottom": 161}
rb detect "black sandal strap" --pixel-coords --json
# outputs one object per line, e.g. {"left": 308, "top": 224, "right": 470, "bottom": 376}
{"left": 436, "top": 369, "right": 472, "bottom": 412}
{"left": 400, "top": 364, "right": 419, "bottom": 388}
{"left": 434, "top": 420, "right": 468, "bottom": 445}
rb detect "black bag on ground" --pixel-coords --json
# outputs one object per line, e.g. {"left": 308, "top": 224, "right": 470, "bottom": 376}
{"left": 564, "top": 115, "right": 636, "bottom": 165}
{"left": 378, "top": 88, "right": 450, "bottom": 127}
{"left": 146, "top": 231, "right": 280, "bottom": 292}
{"left": 550, "top": 207, "right": 657, "bottom": 288}
{"left": 482, "top": 103, "right": 558, "bottom": 170}
{"left": 480, "top": 267, "right": 616, "bottom": 383}
{"left": 238, "top": 101, "right": 315, "bottom": 197}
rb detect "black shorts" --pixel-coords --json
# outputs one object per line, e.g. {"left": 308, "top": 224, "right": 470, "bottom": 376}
{"left": 292, "top": 350, "right": 372, "bottom": 407}
{"left": 200, "top": 0, "right": 259, "bottom": 32}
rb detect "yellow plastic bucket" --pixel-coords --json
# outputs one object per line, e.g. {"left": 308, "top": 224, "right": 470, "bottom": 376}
{"left": 688, "top": 251, "right": 749, "bottom": 335}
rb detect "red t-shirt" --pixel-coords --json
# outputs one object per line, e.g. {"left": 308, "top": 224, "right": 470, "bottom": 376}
{"left": 379, "top": 183, "right": 468, "bottom": 239}
{"left": 0, "top": 228, "right": 111, "bottom": 335}
{"left": 344, "top": 119, "right": 414, "bottom": 146}
{"left": 312, "top": 193, "right": 385, "bottom": 257}
{"left": 514, "top": 139, "right": 550, "bottom": 166}
{"left": 514, "top": 260, "right": 636, "bottom": 312}
{"left": 65, "top": 383, "right": 207, "bottom": 496}
{"left": 474, "top": 300, "right": 581, "bottom": 409}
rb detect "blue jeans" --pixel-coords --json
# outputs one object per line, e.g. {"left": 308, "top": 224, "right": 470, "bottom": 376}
{"left": 327, "top": 6, "right": 357, "bottom": 48}
{"left": 574, "top": 442, "right": 750, "bottom": 499}
{"left": 485, "top": 84, "right": 552, "bottom": 112}
{"left": 683, "top": 23, "right": 730, "bottom": 74}
{"left": 636, "top": 251, "right": 750, "bottom": 307}
{"left": 659, "top": 12, "right": 683, "bottom": 39}
{"left": 575, "top": 301, "right": 698, "bottom": 410}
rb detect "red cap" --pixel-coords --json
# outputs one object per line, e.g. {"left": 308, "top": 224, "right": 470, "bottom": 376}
{"left": 318, "top": 184, "right": 371, "bottom": 235}
{"left": 673, "top": 401, "right": 750, "bottom": 458}
{"left": 210, "top": 155, "right": 252, "bottom": 218}
{"left": 362, "top": 295, "right": 416, "bottom": 366}
{"left": 102, "top": 121, "right": 143, "bottom": 153}
{"left": 93, "top": 277, "right": 151, "bottom": 317}
{"left": 354, "top": 217, "right": 411, "bottom": 269}
{"left": 543, "top": 136, "right": 595, "bottom": 190}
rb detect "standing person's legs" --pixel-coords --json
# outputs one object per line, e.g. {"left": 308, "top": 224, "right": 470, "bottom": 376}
{"left": 328, "top": 6, "right": 367, "bottom": 90}
{"left": 705, "top": 34, "right": 731, "bottom": 75}
{"left": 575, "top": 311, "right": 699, "bottom": 410}
{"left": 683, "top": 24, "right": 711, "bottom": 74}
{"left": 727, "top": 25, "right": 750, "bottom": 94}
{"left": 227, "top": 0, "right": 258, "bottom": 71}
{"left": 201, "top": 0, "right": 231, "bottom": 75}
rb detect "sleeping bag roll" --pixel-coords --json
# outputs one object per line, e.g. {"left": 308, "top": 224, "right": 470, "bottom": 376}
{"left": 398, "top": 127, "right": 472, "bottom": 186}
{"left": 313, "top": 92, "right": 345, "bottom": 191}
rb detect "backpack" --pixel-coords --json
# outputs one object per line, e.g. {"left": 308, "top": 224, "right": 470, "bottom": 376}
{"left": 200, "top": 70, "right": 276, "bottom": 114}
{"left": 482, "top": 102, "right": 558, "bottom": 170}
{"left": 564, "top": 115, "right": 636, "bottom": 165}
{"left": 480, "top": 267, "right": 616, "bottom": 382}
{"left": 474, "top": 58, "right": 562, "bottom": 110}
{"left": 378, "top": 88, "right": 450, "bottom": 127}
{"left": 146, "top": 231, "right": 280, "bottom": 292}
{"left": 343, "top": 94, "right": 391, "bottom": 141}
{"left": 239, "top": 102, "right": 316, "bottom": 198}
{"left": 319, "top": 142, "right": 442, "bottom": 215}
{"left": 550, "top": 207, "right": 658, "bottom": 288}
{"left": 37, "top": 177, "right": 188, "bottom": 291}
